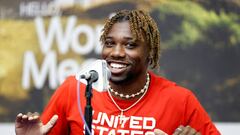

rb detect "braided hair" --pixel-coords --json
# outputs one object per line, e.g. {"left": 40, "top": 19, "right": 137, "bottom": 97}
{"left": 100, "top": 9, "right": 161, "bottom": 69}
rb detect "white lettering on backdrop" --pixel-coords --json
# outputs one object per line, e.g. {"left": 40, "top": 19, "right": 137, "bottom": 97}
{"left": 22, "top": 16, "right": 104, "bottom": 90}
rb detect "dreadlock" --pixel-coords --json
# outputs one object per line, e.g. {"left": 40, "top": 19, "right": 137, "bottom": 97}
{"left": 100, "top": 9, "right": 161, "bottom": 69}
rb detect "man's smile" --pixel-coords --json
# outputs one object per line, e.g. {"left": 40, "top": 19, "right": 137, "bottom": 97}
{"left": 108, "top": 61, "right": 130, "bottom": 74}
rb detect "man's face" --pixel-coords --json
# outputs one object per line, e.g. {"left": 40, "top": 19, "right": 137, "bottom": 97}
{"left": 101, "top": 21, "right": 149, "bottom": 83}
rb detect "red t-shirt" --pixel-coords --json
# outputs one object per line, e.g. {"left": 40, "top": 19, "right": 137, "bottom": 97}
{"left": 41, "top": 72, "right": 220, "bottom": 135}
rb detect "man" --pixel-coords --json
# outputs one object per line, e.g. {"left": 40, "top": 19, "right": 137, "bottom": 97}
{"left": 15, "top": 10, "right": 220, "bottom": 135}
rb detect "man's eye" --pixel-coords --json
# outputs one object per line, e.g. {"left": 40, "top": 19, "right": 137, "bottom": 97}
{"left": 126, "top": 42, "right": 137, "bottom": 49}
{"left": 104, "top": 41, "right": 114, "bottom": 47}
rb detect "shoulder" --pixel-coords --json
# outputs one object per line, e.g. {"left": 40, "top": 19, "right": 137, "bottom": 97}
{"left": 149, "top": 71, "right": 195, "bottom": 100}
{"left": 53, "top": 75, "right": 77, "bottom": 96}
{"left": 63, "top": 75, "right": 77, "bottom": 84}
{"left": 59, "top": 75, "right": 77, "bottom": 88}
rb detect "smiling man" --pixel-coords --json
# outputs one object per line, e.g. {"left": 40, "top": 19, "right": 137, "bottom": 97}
{"left": 15, "top": 10, "right": 220, "bottom": 135}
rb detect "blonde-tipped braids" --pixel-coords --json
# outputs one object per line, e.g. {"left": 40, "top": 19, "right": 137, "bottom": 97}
{"left": 100, "top": 10, "right": 161, "bottom": 69}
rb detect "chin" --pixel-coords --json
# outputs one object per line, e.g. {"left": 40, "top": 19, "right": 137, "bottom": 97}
{"left": 110, "top": 75, "right": 128, "bottom": 84}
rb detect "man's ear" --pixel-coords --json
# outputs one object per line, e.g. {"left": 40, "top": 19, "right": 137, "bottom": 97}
{"left": 147, "top": 54, "right": 153, "bottom": 66}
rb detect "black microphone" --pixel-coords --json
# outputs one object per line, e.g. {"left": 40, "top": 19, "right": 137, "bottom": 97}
{"left": 80, "top": 70, "right": 99, "bottom": 83}
{"left": 75, "top": 60, "right": 111, "bottom": 135}
{"left": 76, "top": 59, "right": 111, "bottom": 92}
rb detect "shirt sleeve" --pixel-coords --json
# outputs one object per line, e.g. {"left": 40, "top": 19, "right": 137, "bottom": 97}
{"left": 40, "top": 77, "right": 73, "bottom": 135}
{"left": 184, "top": 91, "right": 221, "bottom": 135}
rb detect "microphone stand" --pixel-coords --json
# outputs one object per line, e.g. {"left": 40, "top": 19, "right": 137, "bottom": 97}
{"left": 84, "top": 72, "right": 98, "bottom": 135}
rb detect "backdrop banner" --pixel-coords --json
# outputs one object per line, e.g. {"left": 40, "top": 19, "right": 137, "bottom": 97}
{"left": 0, "top": 0, "right": 240, "bottom": 134}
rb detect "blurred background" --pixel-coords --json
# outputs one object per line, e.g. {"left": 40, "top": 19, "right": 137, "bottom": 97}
{"left": 0, "top": 0, "right": 240, "bottom": 134}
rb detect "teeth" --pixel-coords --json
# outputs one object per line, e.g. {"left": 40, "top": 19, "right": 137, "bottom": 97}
{"left": 110, "top": 63, "right": 127, "bottom": 69}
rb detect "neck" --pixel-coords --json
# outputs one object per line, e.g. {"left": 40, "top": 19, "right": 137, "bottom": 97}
{"left": 109, "top": 72, "right": 149, "bottom": 99}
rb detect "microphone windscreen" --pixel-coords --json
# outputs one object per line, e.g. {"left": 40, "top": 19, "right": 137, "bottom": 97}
{"left": 75, "top": 59, "right": 110, "bottom": 92}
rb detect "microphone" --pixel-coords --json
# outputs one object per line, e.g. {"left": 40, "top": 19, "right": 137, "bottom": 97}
{"left": 75, "top": 59, "right": 111, "bottom": 92}
{"left": 80, "top": 70, "right": 99, "bottom": 83}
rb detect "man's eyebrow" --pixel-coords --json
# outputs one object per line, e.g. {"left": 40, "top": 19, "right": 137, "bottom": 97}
{"left": 105, "top": 36, "right": 134, "bottom": 41}
{"left": 105, "top": 36, "right": 133, "bottom": 39}
{"left": 124, "top": 37, "right": 133, "bottom": 40}
{"left": 105, "top": 36, "right": 112, "bottom": 39}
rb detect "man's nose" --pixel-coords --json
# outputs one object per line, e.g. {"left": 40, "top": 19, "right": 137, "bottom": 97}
{"left": 111, "top": 44, "right": 126, "bottom": 58}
